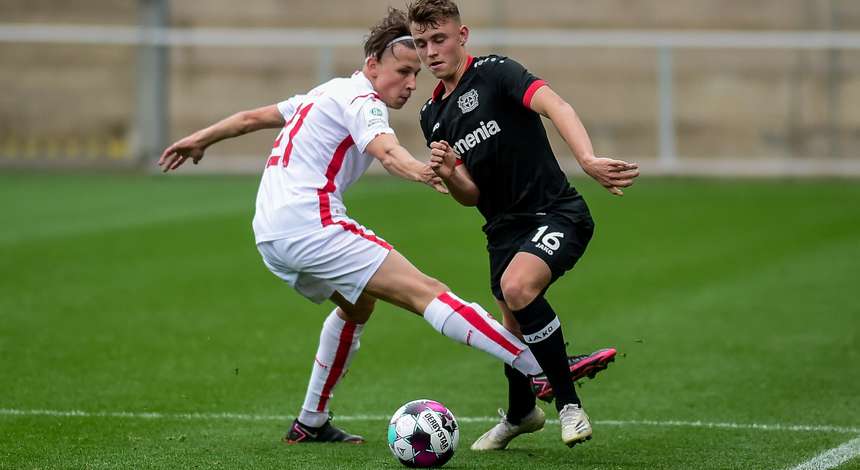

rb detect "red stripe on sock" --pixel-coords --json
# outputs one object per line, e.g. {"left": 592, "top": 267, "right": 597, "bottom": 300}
{"left": 437, "top": 293, "right": 523, "bottom": 356}
{"left": 316, "top": 321, "right": 357, "bottom": 412}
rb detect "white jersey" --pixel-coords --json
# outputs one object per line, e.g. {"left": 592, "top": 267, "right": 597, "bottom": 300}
{"left": 253, "top": 72, "right": 395, "bottom": 243}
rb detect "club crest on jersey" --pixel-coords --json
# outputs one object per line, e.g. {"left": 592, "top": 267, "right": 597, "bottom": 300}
{"left": 458, "top": 89, "right": 479, "bottom": 114}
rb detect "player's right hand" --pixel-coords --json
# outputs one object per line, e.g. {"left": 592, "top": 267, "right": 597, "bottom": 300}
{"left": 429, "top": 140, "right": 459, "bottom": 180}
{"left": 419, "top": 164, "right": 449, "bottom": 194}
{"left": 158, "top": 135, "right": 206, "bottom": 173}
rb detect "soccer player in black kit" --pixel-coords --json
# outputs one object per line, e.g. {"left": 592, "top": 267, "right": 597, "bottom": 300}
{"left": 408, "top": 0, "right": 640, "bottom": 449}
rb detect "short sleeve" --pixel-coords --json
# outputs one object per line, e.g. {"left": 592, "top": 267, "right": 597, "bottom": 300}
{"left": 276, "top": 95, "right": 306, "bottom": 120}
{"left": 489, "top": 57, "right": 547, "bottom": 110}
{"left": 344, "top": 95, "right": 395, "bottom": 153}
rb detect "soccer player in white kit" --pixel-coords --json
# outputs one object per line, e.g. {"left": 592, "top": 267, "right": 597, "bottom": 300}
{"left": 159, "top": 9, "right": 562, "bottom": 444}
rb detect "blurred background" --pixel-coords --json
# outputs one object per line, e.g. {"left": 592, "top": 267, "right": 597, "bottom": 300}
{"left": 1, "top": 0, "right": 858, "bottom": 176}
{"left": 2, "top": 4, "right": 859, "bottom": 467}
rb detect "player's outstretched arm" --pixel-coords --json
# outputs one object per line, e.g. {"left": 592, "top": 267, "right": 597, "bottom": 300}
{"left": 365, "top": 133, "right": 447, "bottom": 194}
{"left": 529, "top": 86, "right": 640, "bottom": 195}
{"left": 429, "top": 141, "right": 479, "bottom": 206}
{"left": 158, "top": 104, "right": 285, "bottom": 173}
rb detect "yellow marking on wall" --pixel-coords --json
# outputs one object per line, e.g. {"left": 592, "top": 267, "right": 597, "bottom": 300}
{"left": 0, "top": 135, "right": 130, "bottom": 161}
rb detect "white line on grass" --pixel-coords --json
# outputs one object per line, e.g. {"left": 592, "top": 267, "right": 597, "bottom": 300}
{"left": 1, "top": 408, "right": 858, "bottom": 435}
{"left": 597, "top": 419, "right": 860, "bottom": 435}
{"left": 787, "top": 437, "right": 860, "bottom": 470}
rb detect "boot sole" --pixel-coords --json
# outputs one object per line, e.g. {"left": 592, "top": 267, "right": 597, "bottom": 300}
{"left": 565, "top": 434, "right": 593, "bottom": 448}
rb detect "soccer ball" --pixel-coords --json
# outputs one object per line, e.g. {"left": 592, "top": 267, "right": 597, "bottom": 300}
{"left": 387, "top": 399, "right": 459, "bottom": 468}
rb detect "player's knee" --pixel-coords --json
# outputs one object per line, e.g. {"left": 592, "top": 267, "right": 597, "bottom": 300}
{"left": 501, "top": 277, "right": 540, "bottom": 311}
{"left": 341, "top": 298, "right": 376, "bottom": 324}
{"left": 356, "top": 296, "right": 377, "bottom": 315}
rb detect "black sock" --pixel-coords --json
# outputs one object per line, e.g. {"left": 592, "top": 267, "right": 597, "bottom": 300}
{"left": 512, "top": 296, "right": 580, "bottom": 411}
{"left": 504, "top": 363, "right": 536, "bottom": 425}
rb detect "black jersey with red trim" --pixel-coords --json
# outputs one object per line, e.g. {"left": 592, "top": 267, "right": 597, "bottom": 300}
{"left": 418, "top": 55, "right": 580, "bottom": 235}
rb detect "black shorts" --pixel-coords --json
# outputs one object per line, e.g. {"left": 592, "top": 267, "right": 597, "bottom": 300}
{"left": 486, "top": 198, "right": 594, "bottom": 301}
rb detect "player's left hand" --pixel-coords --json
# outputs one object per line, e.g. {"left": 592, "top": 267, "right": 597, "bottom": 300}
{"left": 580, "top": 156, "right": 640, "bottom": 196}
{"left": 158, "top": 135, "right": 206, "bottom": 173}
{"left": 429, "top": 141, "right": 459, "bottom": 180}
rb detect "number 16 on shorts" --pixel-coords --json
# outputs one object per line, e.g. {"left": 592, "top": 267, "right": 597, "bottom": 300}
{"left": 531, "top": 225, "right": 564, "bottom": 256}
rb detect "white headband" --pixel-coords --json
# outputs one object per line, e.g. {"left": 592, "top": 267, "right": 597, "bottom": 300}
{"left": 365, "top": 35, "right": 415, "bottom": 64}
{"left": 386, "top": 35, "right": 415, "bottom": 49}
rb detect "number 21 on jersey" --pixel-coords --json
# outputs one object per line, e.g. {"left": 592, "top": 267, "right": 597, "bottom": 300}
{"left": 267, "top": 103, "right": 314, "bottom": 168}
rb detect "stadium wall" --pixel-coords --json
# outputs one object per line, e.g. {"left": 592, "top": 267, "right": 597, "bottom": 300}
{"left": 1, "top": 0, "right": 858, "bottom": 175}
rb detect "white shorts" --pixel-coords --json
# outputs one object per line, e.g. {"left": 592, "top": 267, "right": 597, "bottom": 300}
{"left": 256, "top": 217, "right": 392, "bottom": 304}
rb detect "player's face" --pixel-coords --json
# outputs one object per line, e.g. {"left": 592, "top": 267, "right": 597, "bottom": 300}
{"left": 371, "top": 44, "right": 421, "bottom": 110}
{"left": 410, "top": 19, "right": 468, "bottom": 80}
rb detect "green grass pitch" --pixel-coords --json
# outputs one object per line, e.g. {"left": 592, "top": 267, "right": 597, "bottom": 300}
{"left": 1, "top": 172, "right": 858, "bottom": 469}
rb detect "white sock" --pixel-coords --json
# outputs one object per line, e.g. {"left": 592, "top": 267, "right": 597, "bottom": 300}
{"left": 511, "top": 348, "right": 541, "bottom": 376}
{"left": 298, "top": 308, "right": 364, "bottom": 428}
{"left": 423, "top": 292, "right": 542, "bottom": 376}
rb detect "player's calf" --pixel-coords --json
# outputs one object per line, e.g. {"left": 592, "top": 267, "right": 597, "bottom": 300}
{"left": 511, "top": 296, "right": 580, "bottom": 408}
{"left": 423, "top": 292, "right": 542, "bottom": 376}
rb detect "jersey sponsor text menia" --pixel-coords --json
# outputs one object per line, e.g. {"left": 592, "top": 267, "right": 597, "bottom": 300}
{"left": 419, "top": 55, "right": 578, "bottom": 233}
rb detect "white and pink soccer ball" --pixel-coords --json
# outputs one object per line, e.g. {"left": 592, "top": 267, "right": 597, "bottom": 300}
{"left": 387, "top": 399, "right": 460, "bottom": 468}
